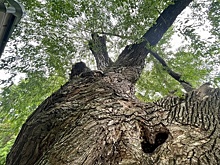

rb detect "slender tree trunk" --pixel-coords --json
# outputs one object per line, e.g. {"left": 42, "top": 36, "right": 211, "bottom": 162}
{"left": 6, "top": 0, "right": 220, "bottom": 164}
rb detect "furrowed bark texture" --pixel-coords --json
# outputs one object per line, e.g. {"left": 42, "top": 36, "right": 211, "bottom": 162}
{"left": 7, "top": 0, "right": 220, "bottom": 165}
{"left": 6, "top": 71, "right": 220, "bottom": 164}
{"left": 89, "top": 33, "right": 113, "bottom": 71}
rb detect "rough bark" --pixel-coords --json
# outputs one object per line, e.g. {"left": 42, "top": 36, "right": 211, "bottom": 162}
{"left": 6, "top": 68, "right": 220, "bottom": 165}
{"left": 7, "top": 0, "right": 220, "bottom": 165}
{"left": 89, "top": 33, "right": 113, "bottom": 71}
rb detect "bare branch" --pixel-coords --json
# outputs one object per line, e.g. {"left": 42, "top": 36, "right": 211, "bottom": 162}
{"left": 148, "top": 49, "right": 193, "bottom": 92}
{"left": 89, "top": 33, "right": 113, "bottom": 71}
{"left": 142, "top": 0, "right": 193, "bottom": 46}
{"left": 114, "top": 0, "right": 193, "bottom": 82}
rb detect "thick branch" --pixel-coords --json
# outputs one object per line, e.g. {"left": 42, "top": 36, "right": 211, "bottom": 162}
{"left": 114, "top": 0, "right": 193, "bottom": 81}
{"left": 142, "top": 0, "right": 193, "bottom": 45}
{"left": 89, "top": 33, "right": 113, "bottom": 71}
{"left": 148, "top": 49, "right": 193, "bottom": 92}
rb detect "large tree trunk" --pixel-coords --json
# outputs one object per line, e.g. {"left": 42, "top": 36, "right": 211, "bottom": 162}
{"left": 7, "top": 0, "right": 220, "bottom": 164}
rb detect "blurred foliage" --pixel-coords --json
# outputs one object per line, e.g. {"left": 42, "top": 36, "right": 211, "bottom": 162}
{"left": 0, "top": 75, "right": 66, "bottom": 164}
{"left": 136, "top": 0, "right": 220, "bottom": 101}
{"left": 208, "top": 0, "right": 220, "bottom": 38}
{"left": 0, "top": 0, "right": 219, "bottom": 163}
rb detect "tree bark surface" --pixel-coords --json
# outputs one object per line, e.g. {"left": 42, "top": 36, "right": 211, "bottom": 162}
{"left": 6, "top": 70, "right": 220, "bottom": 165}
{"left": 7, "top": 0, "right": 220, "bottom": 165}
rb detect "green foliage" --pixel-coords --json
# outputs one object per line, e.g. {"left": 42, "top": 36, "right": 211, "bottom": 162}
{"left": 8, "top": 0, "right": 173, "bottom": 72}
{"left": 208, "top": 0, "right": 220, "bottom": 38}
{"left": 136, "top": 63, "right": 182, "bottom": 101}
{"left": 0, "top": 75, "right": 66, "bottom": 163}
{"left": 0, "top": 0, "right": 219, "bottom": 163}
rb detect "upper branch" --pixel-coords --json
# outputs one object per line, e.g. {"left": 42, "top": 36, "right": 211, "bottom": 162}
{"left": 142, "top": 0, "right": 193, "bottom": 46}
{"left": 114, "top": 0, "right": 193, "bottom": 82}
{"left": 89, "top": 33, "right": 113, "bottom": 71}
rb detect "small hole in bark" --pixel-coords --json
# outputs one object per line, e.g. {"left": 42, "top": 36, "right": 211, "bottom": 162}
{"left": 141, "top": 132, "right": 168, "bottom": 153}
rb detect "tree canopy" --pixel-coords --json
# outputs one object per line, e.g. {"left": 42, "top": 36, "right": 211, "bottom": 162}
{"left": 0, "top": 0, "right": 219, "bottom": 164}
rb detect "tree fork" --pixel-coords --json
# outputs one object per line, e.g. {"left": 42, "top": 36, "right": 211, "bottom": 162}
{"left": 115, "top": 0, "right": 193, "bottom": 79}
{"left": 6, "top": 63, "right": 220, "bottom": 164}
{"left": 7, "top": 0, "right": 220, "bottom": 165}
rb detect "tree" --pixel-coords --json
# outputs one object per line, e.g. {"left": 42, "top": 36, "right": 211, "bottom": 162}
{"left": 2, "top": 0, "right": 220, "bottom": 164}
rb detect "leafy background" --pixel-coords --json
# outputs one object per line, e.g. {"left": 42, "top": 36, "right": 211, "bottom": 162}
{"left": 0, "top": 0, "right": 219, "bottom": 163}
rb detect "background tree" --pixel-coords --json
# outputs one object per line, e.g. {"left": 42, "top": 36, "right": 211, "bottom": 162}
{"left": 0, "top": 0, "right": 219, "bottom": 164}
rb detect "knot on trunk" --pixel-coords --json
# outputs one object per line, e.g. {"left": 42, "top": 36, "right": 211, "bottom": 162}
{"left": 69, "top": 62, "right": 91, "bottom": 79}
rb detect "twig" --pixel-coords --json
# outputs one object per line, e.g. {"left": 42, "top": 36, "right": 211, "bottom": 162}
{"left": 148, "top": 49, "right": 193, "bottom": 92}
